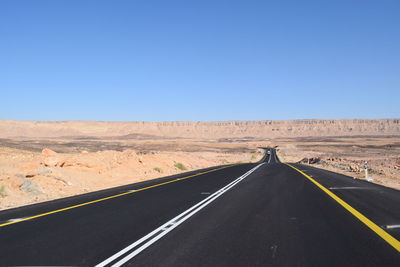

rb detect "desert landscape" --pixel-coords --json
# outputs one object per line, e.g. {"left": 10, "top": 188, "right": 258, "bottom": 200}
{"left": 276, "top": 135, "right": 400, "bottom": 189}
{"left": 0, "top": 119, "right": 399, "bottom": 210}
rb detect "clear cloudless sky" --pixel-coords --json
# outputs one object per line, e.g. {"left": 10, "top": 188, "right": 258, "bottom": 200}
{"left": 1, "top": 0, "right": 399, "bottom": 121}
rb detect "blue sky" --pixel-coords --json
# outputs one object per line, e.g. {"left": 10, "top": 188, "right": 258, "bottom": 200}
{"left": 1, "top": 0, "right": 399, "bottom": 121}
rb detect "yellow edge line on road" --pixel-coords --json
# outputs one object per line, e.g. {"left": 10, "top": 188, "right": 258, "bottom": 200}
{"left": 0, "top": 165, "right": 235, "bottom": 228}
{"left": 285, "top": 163, "right": 400, "bottom": 252}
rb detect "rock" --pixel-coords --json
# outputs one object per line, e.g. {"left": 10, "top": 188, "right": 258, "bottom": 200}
{"left": 42, "top": 148, "right": 58, "bottom": 157}
{"left": 349, "top": 164, "right": 360, "bottom": 172}
{"left": 59, "top": 160, "right": 74, "bottom": 167}
{"left": 24, "top": 167, "right": 52, "bottom": 178}
{"left": 310, "top": 157, "right": 321, "bottom": 164}
{"left": 18, "top": 162, "right": 39, "bottom": 178}
{"left": 20, "top": 179, "right": 43, "bottom": 195}
{"left": 41, "top": 148, "right": 61, "bottom": 166}
{"left": 37, "top": 167, "right": 52, "bottom": 175}
{"left": 43, "top": 156, "right": 60, "bottom": 167}
{"left": 59, "top": 159, "right": 92, "bottom": 168}
{"left": 299, "top": 158, "right": 308, "bottom": 163}
{"left": 299, "top": 157, "right": 320, "bottom": 164}
{"left": 23, "top": 168, "right": 37, "bottom": 178}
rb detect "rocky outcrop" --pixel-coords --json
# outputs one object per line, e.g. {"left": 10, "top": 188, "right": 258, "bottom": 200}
{"left": 299, "top": 157, "right": 321, "bottom": 164}
{"left": 349, "top": 164, "right": 361, "bottom": 172}
{"left": 41, "top": 149, "right": 61, "bottom": 167}
{"left": 0, "top": 119, "right": 399, "bottom": 139}
{"left": 20, "top": 179, "right": 42, "bottom": 195}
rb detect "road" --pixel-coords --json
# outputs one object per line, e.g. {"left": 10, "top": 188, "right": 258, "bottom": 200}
{"left": 0, "top": 149, "right": 399, "bottom": 266}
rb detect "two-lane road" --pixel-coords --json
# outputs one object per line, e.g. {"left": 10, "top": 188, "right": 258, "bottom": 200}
{"left": 0, "top": 149, "right": 399, "bottom": 266}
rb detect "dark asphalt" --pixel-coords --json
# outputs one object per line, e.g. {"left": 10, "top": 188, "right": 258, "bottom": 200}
{"left": 0, "top": 149, "right": 399, "bottom": 266}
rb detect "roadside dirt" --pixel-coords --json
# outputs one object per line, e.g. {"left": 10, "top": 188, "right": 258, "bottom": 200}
{"left": 276, "top": 136, "right": 400, "bottom": 190}
{"left": 0, "top": 140, "right": 263, "bottom": 210}
{"left": 1, "top": 133, "right": 399, "bottom": 210}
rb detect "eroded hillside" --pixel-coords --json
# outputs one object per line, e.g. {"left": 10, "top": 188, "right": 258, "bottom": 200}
{"left": 0, "top": 119, "right": 399, "bottom": 139}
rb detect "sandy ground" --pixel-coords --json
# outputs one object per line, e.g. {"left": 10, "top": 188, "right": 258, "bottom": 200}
{"left": 0, "top": 139, "right": 263, "bottom": 210}
{"left": 0, "top": 135, "right": 399, "bottom": 210}
{"left": 275, "top": 136, "right": 400, "bottom": 190}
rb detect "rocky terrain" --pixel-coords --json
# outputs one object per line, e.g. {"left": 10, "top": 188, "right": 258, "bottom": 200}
{"left": 0, "top": 140, "right": 262, "bottom": 210}
{"left": 0, "top": 119, "right": 399, "bottom": 210}
{"left": 276, "top": 136, "right": 400, "bottom": 190}
{"left": 0, "top": 119, "right": 399, "bottom": 139}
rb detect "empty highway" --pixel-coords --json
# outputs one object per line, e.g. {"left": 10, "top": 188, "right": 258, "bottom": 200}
{"left": 0, "top": 149, "right": 399, "bottom": 266}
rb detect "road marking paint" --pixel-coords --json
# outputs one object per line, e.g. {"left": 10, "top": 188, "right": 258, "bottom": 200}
{"left": 0, "top": 165, "right": 236, "bottom": 228}
{"left": 286, "top": 163, "right": 400, "bottom": 252}
{"left": 96, "top": 163, "right": 265, "bottom": 267}
{"left": 385, "top": 225, "right": 400, "bottom": 229}
{"left": 329, "top": 187, "right": 373, "bottom": 190}
{"left": 6, "top": 217, "right": 27, "bottom": 223}
{"left": 200, "top": 192, "right": 211, "bottom": 195}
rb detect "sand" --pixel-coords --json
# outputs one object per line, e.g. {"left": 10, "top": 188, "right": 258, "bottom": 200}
{"left": 0, "top": 119, "right": 399, "bottom": 210}
{"left": 0, "top": 140, "right": 263, "bottom": 210}
{"left": 276, "top": 136, "right": 400, "bottom": 190}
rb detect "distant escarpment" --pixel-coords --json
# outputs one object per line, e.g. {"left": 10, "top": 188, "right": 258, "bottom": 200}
{"left": 0, "top": 119, "right": 399, "bottom": 139}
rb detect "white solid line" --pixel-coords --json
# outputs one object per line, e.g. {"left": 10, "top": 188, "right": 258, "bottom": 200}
{"left": 385, "top": 224, "right": 400, "bottom": 229}
{"left": 114, "top": 179, "right": 245, "bottom": 266}
{"left": 112, "top": 164, "right": 263, "bottom": 266}
{"left": 6, "top": 217, "right": 26, "bottom": 223}
{"left": 96, "top": 166, "right": 261, "bottom": 267}
{"left": 329, "top": 187, "right": 372, "bottom": 190}
{"left": 96, "top": 163, "right": 265, "bottom": 267}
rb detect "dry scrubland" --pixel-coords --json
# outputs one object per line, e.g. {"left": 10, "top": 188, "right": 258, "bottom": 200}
{"left": 0, "top": 119, "right": 399, "bottom": 210}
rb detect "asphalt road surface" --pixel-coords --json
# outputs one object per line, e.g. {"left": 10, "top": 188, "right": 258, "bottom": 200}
{"left": 0, "top": 149, "right": 399, "bottom": 266}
